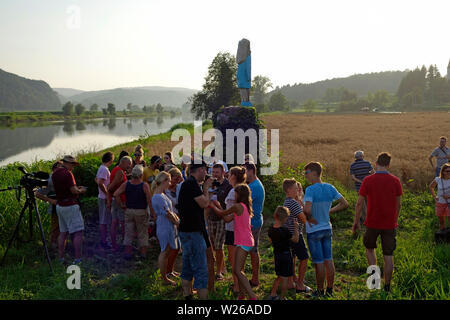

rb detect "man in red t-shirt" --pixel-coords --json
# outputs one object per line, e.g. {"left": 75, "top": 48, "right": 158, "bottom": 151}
{"left": 52, "top": 155, "right": 87, "bottom": 264}
{"left": 107, "top": 155, "right": 132, "bottom": 251}
{"left": 352, "top": 152, "right": 402, "bottom": 292}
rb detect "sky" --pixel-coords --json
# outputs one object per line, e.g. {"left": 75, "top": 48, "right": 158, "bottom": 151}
{"left": 1, "top": 0, "right": 449, "bottom": 91}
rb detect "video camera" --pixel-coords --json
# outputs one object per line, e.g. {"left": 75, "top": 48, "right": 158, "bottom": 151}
{"left": 18, "top": 166, "right": 49, "bottom": 190}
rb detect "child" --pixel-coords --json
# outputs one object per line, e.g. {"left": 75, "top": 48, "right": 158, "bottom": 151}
{"left": 281, "top": 178, "right": 311, "bottom": 293}
{"left": 210, "top": 183, "right": 257, "bottom": 300}
{"left": 268, "top": 206, "right": 299, "bottom": 300}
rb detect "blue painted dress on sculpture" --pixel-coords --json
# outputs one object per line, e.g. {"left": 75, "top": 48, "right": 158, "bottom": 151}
{"left": 237, "top": 54, "right": 251, "bottom": 88}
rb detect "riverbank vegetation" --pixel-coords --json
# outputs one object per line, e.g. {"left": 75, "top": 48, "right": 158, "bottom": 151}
{"left": 0, "top": 113, "right": 448, "bottom": 300}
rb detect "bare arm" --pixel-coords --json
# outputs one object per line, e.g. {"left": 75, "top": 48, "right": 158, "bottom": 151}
{"left": 290, "top": 220, "right": 300, "bottom": 243}
{"left": 396, "top": 196, "right": 402, "bottom": 216}
{"left": 70, "top": 185, "right": 86, "bottom": 195}
{"left": 429, "top": 180, "right": 438, "bottom": 200}
{"left": 35, "top": 190, "right": 57, "bottom": 205}
{"left": 330, "top": 196, "right": 349, "bottom": 214}
{"left": 96, "top": 178, "right": 108, "bottom": 197}
{"left": 352, "top": 195, "right": 366, "bottom": 233}
{"left": 428, "top": 155, "right": 434, "bottom": 168}
{"left": 211, "top": 203, "right": 243, "bottom": 217}
{"left": 113, "top": 182, "right": 127, "bottom": 209}
{"left": 108, "top": 170, "right": 124, "bottom": 193}
{"left": 303, "top": 201, "right": 318, "bottom": 226}
{"left": 351, "top": 174, "right": 363, "bottom": 184}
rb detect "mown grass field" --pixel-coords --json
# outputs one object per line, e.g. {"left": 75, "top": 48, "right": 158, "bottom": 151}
{"left": 0, "top": 113, "right": 448, "bottom": 300}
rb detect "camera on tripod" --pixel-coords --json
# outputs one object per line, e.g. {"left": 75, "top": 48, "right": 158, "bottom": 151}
{"left": 0, "top": 166, "right": 54, "bottom": 272}
{"left": 18, "top": 166, "right": 49, "bottom": 190}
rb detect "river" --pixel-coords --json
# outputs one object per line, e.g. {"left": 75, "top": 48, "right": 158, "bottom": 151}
{"left": 0, "top": 114, "right": 193, "bottom": 167}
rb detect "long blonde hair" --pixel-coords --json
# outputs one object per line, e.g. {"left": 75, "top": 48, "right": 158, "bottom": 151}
{"left": 151, "top": 171, "right": 170, "bottom": 193}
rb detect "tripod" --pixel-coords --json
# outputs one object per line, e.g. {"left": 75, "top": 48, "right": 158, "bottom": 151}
{"left": 0, "top": 185, "right": 53, "bottom": 272}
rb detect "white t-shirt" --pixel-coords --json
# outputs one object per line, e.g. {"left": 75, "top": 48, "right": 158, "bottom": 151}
{"left": 224, "top": 188, "right": 236, "bottom": 231}
{"left": 96, "top": 164, "right": 110, "bottom": 200}
{"left": 435, "top": 177, "right": 450, "bottom": 204}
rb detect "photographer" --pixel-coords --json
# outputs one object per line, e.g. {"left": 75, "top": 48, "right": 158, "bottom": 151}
{"left": 35, "top": 161, "right": 63, "bottom": 251}
{"left": 52, "top": 155, "right": 87, "bottom": 265}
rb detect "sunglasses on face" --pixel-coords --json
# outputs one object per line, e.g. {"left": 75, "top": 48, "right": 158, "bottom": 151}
{"left": 304, "top": 170, "right": 312, "bottom": 175}
{"left": 134, "top": 153, "right": 142, "bottom": 157}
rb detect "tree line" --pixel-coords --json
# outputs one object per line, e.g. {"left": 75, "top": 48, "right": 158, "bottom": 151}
{"left": 61, "top": 101, "right": 168, "bottom": 116}
{"left": 189, "top": 52, "right": 450, "bottom": 119}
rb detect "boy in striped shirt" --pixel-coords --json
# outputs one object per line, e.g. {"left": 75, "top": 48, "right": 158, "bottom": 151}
{"left": 281, "top": 178, "right": 311, "bottom": 293}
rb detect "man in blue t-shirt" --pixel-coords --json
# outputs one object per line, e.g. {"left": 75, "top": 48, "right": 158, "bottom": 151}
{"left": 244, "top": 162, "right": 265, "bottom": 287}
{"left": 303, "top": 162, "right": 348, "bottom": 298}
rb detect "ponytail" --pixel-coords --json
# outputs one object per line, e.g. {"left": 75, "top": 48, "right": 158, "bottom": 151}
{"left": 151, "top": 171, "right": 170, "bottom": 193}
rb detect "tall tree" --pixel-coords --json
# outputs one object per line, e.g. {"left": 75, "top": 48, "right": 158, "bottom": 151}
{"left": 75, "top": 103, "right": 85, "bottom": 116}
{"left": 189, "top": 52, "right": 240, "bottom": 120}
{"left": 251, "top": 75, "right": 273, "bottom": 105}
{"left": 62, "top": 101, "right": 74, "bottom": 115}
{"left": 107, "top": 103, "right": 115, "bottom": 115}
{"left": 156, "top": 103, "right": 163, "bottom": 114}
{"left": 268, "top": 91, "right": 289, "bottom": 111}
{"left": 90, "top": 103, "right": 99, "bottom": 112}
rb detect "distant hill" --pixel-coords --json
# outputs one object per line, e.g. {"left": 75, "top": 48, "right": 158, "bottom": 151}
{"left": 53, "top": 88, "right": 85, "bottom": 97}
{"left": 271, "top": 71, "right": 408, "bottom": 103}
{"left": 62, "top": 86, "right": 198, "bottom": 109}
{"left": 0, "top": 68, "right": 61, "bottom": 111}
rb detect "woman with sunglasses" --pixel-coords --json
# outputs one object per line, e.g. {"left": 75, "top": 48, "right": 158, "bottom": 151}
{"left": 133, "top": 145, "right": 147, "bottom": 168}
{"left": 429, "top": 163, "right": 450, "bottom": 231}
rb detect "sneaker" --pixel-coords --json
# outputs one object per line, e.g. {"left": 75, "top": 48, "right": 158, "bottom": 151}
{"left": 268, "top": 295, "right": 280, "bottom": 300}
{"left": 384, "top": 284, "right": 391, "bottom": 292}
{"left": 325, "top": 287, "right": 333, "bottom": 297}
{"left": 72, "top": 258, "right": 82, "bottom": 265}
{"left": 308, "top": 289, "right": 324, "bottom": 299}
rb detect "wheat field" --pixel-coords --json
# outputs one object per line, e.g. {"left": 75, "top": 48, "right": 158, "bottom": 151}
{"left": 261, "top": 112, "right": 450, "bottom": 191}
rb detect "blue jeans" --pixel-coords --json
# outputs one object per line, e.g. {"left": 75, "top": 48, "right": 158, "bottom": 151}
{"left": 179, "top": 232, "right": 208, "bottom": 289}
{"left": 307, "top": 229, "right": 332, "bottom": 264}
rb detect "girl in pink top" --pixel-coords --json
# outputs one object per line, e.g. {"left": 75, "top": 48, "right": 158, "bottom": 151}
{"left": 211, "top": 184, "right": 257, "bottom": 300}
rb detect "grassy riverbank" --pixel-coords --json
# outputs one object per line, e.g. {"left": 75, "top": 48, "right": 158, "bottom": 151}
{"left": 0, "top": 118, "right": 448, "bottom": 300}
{"left": 0, "top": 110, "right": 180, "bottom": 126}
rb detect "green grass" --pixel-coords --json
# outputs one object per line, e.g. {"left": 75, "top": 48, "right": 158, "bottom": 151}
{"left": 0, "top": 131, "right": 448, "bottom": 300}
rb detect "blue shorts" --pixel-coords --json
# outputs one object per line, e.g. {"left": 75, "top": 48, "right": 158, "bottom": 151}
{"left": 436, "top": 166, "right": 442, "bottom": 177}
{"left": 179, "top": 232, "right": 208, "bottom": 289}
{"left": 307, "top": 229, "right": 332, "bottom": 264}
{"left": 236, "top": 245, "right": 253, "bottom": 252}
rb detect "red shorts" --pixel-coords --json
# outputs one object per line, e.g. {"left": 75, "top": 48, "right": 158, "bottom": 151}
{"left": 435, "top": 202, "right": 450, "bottom": 217}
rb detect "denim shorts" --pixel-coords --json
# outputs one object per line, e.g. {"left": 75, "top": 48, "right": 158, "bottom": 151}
{"left": 307, "top": 229, "right": 332, "bottom": 264}
{"left": 179, "top": 232, "right": 208, "bottom": 289}
{"left": 236, "top": 245, "right": 253, "bottom": 252}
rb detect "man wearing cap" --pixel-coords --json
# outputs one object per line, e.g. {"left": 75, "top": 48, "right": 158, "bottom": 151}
{"left": 177, "top": 160, "right": 214, "bottom": 300}
{"left": 350, "top": 151, "right": 374, "bottom": 223}
{"left": 52, "top": 155, "right": 87, "bottom": 264}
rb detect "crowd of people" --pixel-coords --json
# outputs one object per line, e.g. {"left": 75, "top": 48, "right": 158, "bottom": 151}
{"left": 34, "top": 136, "right": 450, "bottom": 300}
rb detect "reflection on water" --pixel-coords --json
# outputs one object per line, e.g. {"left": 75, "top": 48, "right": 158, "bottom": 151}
{"left": 0, "top": 114, "right": 193, "bottom": 166}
